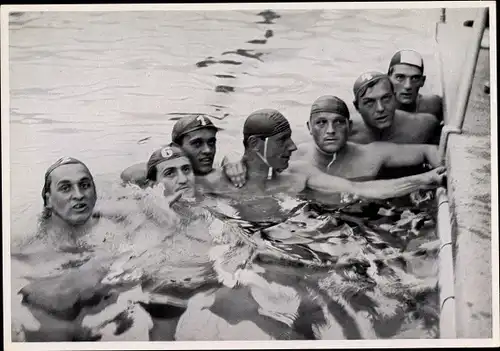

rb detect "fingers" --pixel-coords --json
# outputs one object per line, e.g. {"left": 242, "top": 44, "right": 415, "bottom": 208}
{"left": 167, "top": 191, "right": 184, "bottom": 207}
{"left": 225, "top": 163, "right": 247, "bottom": 188}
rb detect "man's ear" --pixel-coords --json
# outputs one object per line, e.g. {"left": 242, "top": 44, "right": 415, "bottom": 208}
{"left": 44, "top": 192, "right": 52, "bottom": 209}
{"left": 247, "top": 135, "right": 261, "bottom": 151}
{"left": 348, "top": 120, "right": 353, "bottom": 131}
{"left": 306, "top": 121, "right": 312, "bottom": 135}
{"left": 421, "top": 75, "right": 427, "bottom": 87}
{"left": 353, "top": 100, "right": 359, "bottom": 111}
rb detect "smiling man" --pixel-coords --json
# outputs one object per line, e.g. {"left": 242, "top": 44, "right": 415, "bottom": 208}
{"left": 349, "top": 71, "right": 440, "bottom": 145}
{"left": 121, "top": 114, "right": 246, "bottom": 188}
{"left": 388, "top": 50, "right": 443, "bottom": 122}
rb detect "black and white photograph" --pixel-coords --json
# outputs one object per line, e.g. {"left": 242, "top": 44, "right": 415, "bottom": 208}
{"left": 2, "top": 2, "right": 498, "bottom": 350}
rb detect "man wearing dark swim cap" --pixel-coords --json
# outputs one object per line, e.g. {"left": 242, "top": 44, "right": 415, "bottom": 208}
{"left": 296, "top": 95, "right": 441, "bottom": 180}
{"left": 350, "top": 71, "right": 440, "bottom": 145}
{"left": 198, "top": 108, "right": 447, "bottom": 201}
{"left": 388, "top": 50, "right": 443, "bottom": 121}
{"left": 145, "top": 143, "right": 196, "bottom": 200}
{"left": 120, "top": 114, "right": 247, "bottom": 189}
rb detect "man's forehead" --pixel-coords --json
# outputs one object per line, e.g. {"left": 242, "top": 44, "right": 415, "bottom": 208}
{"left": 391, "top": 63, "right": 423, "bottom": 75}
{"left": 312, "top": 112, "right": 348, "bottom": 120}
{"left": 362, "top": 79, "right": 392, "bottom": 98}
{"left": 156, "top": 156, "right": 191, "bottom": 170}
{"left": 51, "top": 164, "right": 91, "bottom": 181}
{"left": 184, "top": 128, "right": 217, "bottom": 140}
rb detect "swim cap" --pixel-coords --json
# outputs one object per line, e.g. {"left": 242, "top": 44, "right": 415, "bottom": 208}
{"left": 243, "top": 109, "right": 291, "bottom": 140}
{"left": 171, "top": 114, "right": 223, "bottom": 144}
{"left": 353, "top": 71, "right": 391, "bottom": 101}
{"left": 388, "top": 50, "right": 424, "bottom": 73}
{"left": 146, "top": 143, "right": 188, "bottom": 181}
{"left": 41, "top": 157, "right": 92, "bottom": 206}
{"left": 310, "top": 95, "right": 350, "bottom": 119}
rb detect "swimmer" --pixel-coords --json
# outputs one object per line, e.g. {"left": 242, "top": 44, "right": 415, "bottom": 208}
{"left": 198, "top": 109, "right": 446, "bottom": 201}
{"left": 388, "top": 50, "right": 443, "bottom": 121}
{"left": 349, "top": 71, "right": 440, "bottom": 145}
{"left": 120, "top": 114, "right": 247, "bottom": 189}
{"left": 289, "top": 95, "right": 441, "bottom": 180}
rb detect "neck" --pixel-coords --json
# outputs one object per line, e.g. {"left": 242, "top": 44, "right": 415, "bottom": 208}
{"left": 313, "top": 143, "right": 348, "bottom": 170}
{"left": 47, "top": 214, "right": 96, "bottom": 244}
{"left": 243, "top": 151, "right": 276, "bottom": 185}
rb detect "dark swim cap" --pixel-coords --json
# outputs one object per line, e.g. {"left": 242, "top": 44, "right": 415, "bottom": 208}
{"left": 353, "top": 71, "right": 391, "bottom": 102}
{"left": 171, "top": 114, "right": 223, "bottom": 145}
{"left": 310, "top": 96, "right": 350, "bottom": 119}
{"left": 389, "top": 49, "right": 424, "bottom": 74}
{"left": 146, "top": 143, "right": 188, "bottom": 181}
{"left": 243, "top": 109, "right": 291, "bottom": 141}
{"left": 41, "top": 157, "right": 92, "bottom": 206}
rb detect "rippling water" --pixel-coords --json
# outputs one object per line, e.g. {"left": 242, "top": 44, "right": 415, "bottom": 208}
{"left": 8, "top": 8, "right": 442, "bottom": 240}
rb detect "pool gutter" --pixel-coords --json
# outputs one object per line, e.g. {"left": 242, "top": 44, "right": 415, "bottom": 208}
{"left": 435, "top": 7, "right": 493, "bottom": 338}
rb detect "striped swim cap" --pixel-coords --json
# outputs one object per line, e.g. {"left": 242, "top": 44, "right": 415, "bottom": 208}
{"left": 388, "top": 49, "right": 424, "bottom": 73}
{"left": 310, "top": 96, "right": 350, "bottom": 119}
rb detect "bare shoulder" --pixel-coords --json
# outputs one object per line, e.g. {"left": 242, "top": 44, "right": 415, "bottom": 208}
{"left": 349, "top": 121, "right": 374, "bottom": 144}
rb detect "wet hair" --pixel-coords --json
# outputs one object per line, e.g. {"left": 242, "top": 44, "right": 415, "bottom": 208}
{"left": 355, "top": 77, "right": 395, "bottom": 104}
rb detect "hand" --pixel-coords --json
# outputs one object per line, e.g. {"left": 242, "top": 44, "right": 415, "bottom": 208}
{"left": 423, "top": 166, "right": 447, "bottom": 186}
{"left": 222, "top": 157, "right": 247, "bottom": 188}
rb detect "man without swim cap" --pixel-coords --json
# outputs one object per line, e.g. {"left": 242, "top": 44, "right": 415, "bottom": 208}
{"left": 171, "top": 114, "right": 223, "bottom": 145}
{"left": 310, "top": 95, "right": 350, "bottom": 119}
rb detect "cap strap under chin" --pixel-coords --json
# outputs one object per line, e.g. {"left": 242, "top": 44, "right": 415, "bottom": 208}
{"left": 255, "top": 137, "right": 273, "bottom": 180}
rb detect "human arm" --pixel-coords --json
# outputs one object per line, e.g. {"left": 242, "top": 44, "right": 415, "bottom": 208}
{"left": 378, "top": 142, "right": 442, "bottom": 168}
{"left": 306, "top": 166, "right": 446, "bottom": 200}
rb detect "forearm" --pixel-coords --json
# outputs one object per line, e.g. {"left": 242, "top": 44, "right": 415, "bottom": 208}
{"left": 354, "top": 173, "right": 430, "bottom": 199}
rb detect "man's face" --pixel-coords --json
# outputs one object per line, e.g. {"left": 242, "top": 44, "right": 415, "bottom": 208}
{"left": 179, "top": 128, "right": 217, "bottom": 175}
{"left": 155, "top": 157, "right": 196, "bottom": 198}
{"left": 356, "top": 79, "right": 397, "bottom": 130}
{"left": 259, "top": 129, "right": 297, "bottom": 173}
{"left": 46, "top": 164, "right": 97, "bottom": 226}
{"left": 307, "top": 112, "right": 351, "bottom": 153}
{"left": 389, "top": 64, "right": 425, "bottom": 105}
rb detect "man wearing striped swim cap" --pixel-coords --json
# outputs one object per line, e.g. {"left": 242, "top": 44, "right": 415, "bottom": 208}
{"left": 350, "top": 71, "right": 440, "bottom": 146}
{"left": 388, "top": 49, "right": 443, "bottom": 121}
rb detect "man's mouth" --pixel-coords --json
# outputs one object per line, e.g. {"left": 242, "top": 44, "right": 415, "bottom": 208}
{"left": 399, "top": 92, "right": 413, "bottom": 99}
{"left": 375, "top": 115, "right": 389, "bottom": 122}
{"left": 72, "top": 203, "right": 88, "bottom": 212}
{"left": 198, "top": 157, "right": 213, "bottom": 165}
{"left": 323, "top": 138, "right": 338, "bottom": 143}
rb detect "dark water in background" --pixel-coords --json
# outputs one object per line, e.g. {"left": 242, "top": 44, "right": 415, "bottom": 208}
{"left": 8, "top": 8, "right": 445, "bottom": 341}
{"left": 8, "top": 8, "right": 442, "bottom": 240}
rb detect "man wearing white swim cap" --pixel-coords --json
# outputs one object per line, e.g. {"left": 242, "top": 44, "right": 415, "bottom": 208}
{"left": 198, "top": 109, "right": 447, "bottom": 201}
{"left": 350, "top": 71, "right": 440, "bottom": 145}
{"left": 388, "top": 50, "right": 443, "bottom": 121}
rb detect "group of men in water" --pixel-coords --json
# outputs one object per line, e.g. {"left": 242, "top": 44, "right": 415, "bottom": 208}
{"left": 39, "top": 49, "right": 445, "bottom": 241}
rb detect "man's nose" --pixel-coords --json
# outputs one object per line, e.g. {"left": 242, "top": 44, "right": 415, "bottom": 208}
{"left": 376, "top": 100, "right": 385, "bottom": 112}
{"left": 288, "top": 139, "right": 298, "bottom": 152}
{"left": 200, "top": 143, "right": 212, "bottom": 154}
{"left": 325, "top": 122, "right": 336, "bottom": 134}
{"left": 176, "top": 170, "right": 188, "bottom": 183}
{"left": 72, "top": 186, "right": 84, "bottom": 199}
{"left": 403, "top": 78, "right": 412, "bottom": 89}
